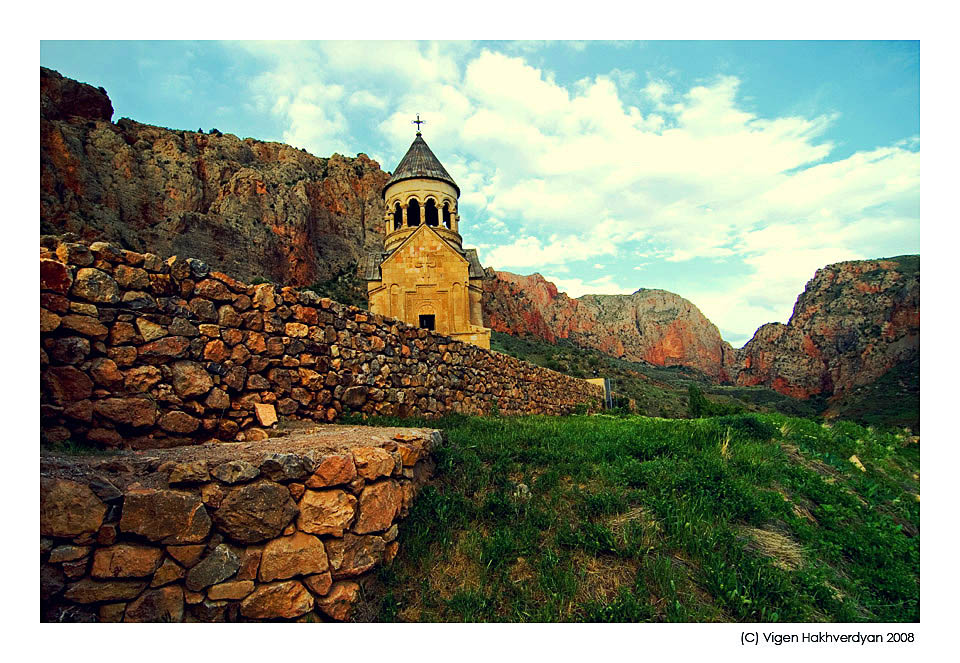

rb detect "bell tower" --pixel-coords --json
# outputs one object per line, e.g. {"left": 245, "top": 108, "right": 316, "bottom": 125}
{"left": 364, "top": 118, "right": 490, "bottom": 349}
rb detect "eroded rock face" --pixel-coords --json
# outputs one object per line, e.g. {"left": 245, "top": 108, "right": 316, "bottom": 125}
{"left": 213, "top": 481, "right": 298, "bottom": 544}
{"left": 484, "top": 270, "right": 736, "bottom": 380}
{"left": 736, "top": 257, "right": 920, "bottom": 399}
{"left": 41, "top": 68, "right": 387, "bottom": 287}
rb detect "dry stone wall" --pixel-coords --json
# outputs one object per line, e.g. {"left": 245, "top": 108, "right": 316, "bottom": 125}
{"left": 41, "top": 426, "right": 438, "bottom": 622}
{"left": 40, "top": 235, "right": 603, "bottom": 450}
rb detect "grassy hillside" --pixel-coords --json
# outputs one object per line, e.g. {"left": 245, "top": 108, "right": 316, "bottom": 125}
{"left": 348, "top": 412, "right": 919, "bottom": 622}
{"left": 490, "top": 331, "right": 826, "bottom": 420}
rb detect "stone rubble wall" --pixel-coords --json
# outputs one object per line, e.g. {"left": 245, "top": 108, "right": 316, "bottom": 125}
{"left": 40, "top": 235, "right": 604, "bottom": 449}
{"left": 41, "top": 429, "right": 438, "bottom": 622}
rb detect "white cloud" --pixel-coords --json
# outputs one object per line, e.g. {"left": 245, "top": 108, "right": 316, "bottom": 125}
{"left": 541, "top": 274, "right": 635, "bottom": 298}
{"left": 348, "top": 90, "right": 387, "bottom": 110}
{"left": 231, "top": 41, "right": 918, "bottom": 343}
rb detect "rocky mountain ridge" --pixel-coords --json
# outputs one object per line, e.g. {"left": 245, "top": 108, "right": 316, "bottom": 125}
{"left": 483, "top": 270, "right": 736, "bottom": 380}
{"left": 41, "top": 66, "right": 388, "bottom": 287}
{"left": 735, "top": 255, "right": 919, "bottom": 399}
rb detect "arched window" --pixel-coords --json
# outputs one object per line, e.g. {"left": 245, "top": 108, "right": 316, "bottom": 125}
{"left": 425, "top": 199, "right": 439, "bottom": 226}
{"left": 442, "top": 202, "right": 452, "bottom": 228}
{"left": 393, "top": 203, "right": 402, "bottom": 231}
{"left": 407, "top": 199, "right": 421, "bottom": 226}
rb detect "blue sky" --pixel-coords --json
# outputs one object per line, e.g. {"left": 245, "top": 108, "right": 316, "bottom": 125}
{"left": 40, "top": 40, "right": 919, "bottom": 346}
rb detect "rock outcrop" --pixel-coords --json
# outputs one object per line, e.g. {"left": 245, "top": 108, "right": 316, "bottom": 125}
{"left": 484, "top": 270, "right": 736, "bottom": 380}
{"left": 41, "top": 67, "right": 388, "bottom": 286}
{"left": 736, "top": 256, "right": 920, "bottom": 399}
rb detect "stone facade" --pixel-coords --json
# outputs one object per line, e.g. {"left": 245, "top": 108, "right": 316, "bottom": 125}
{"left": 365, "top": 132, "right": 490, "bottom": 348}
{"left": 41, "top": 427, "right": 437, "bottom": 622}
{"left": 40, "top": 235, "right": 604, "bottom": 450}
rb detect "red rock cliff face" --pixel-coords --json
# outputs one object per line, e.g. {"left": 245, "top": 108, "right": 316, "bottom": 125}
{"left": 484, "top": 270, "right": 736, "bottom": 380}
{"left": 41, "top": 67, "right": 388, "bottom": 286}
{"left": 736, "top": 256, "right": 920, "bottom": 398}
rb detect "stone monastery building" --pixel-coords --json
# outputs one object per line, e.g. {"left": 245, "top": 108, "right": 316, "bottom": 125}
{"left": 364, "top": 128, "right": 491, "bottom": 349}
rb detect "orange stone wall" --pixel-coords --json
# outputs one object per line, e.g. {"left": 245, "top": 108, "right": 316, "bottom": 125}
{"left": 41, "top": 427, "right": 438, "bottom": 622}
{"left": 40, "top": 235, "right": 602, "bottom": 450}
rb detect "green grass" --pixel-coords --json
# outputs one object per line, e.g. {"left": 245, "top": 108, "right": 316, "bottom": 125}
{"left": 351, "top": 412, "right": 919, "bottom": 623}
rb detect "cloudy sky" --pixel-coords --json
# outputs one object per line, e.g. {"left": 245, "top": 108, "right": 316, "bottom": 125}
{"left": 40, "top": 40, "right": 919, "bottom": 346}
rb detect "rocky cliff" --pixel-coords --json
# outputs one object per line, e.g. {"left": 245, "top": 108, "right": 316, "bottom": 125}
{"left": 736, "top": 256, "right": 920, "bottom": 399}
{"left": 41, "top": 67, "right": 388, "bottom": 286}
{"left": 484, "top": 270, "right": 736, "bottom": 380}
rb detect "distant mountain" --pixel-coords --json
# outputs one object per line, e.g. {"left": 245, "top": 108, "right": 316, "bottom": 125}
{"left": 483, "top": 270, "right": 736, "bottom": 380}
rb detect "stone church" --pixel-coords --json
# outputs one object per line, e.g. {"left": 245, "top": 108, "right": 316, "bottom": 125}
{"left": 364, "top": 127, "right": 491, "bottom": 349}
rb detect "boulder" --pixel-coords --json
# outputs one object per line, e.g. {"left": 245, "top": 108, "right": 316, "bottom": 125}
{"left": 210, "top": 460, "right": 260, "bottom": 485}
{"left": 325, "top": 533, "right": 385, "bottom": 578}
{"left": 240, "top": 580, "right": 314, "bottom": 620}
{"left": 124, "top": 585, "right": 184, "bottom": 622}
{"left": 185, "top": 544, "right": 240, "bottom": 592}
{"left": 64, "top": 578, "right": 148, "bottom": 604}
{"left": 159, "top": 411, "right": 201, "bottom": 435}
{"left": 42, "top": 366, "right": 93, "bottom": 404}
{"left": 91, "top": 544, "right": 164, "bottom": 578}
{"left": 315, "top": 581, "right": 361, "bottom": 621}
{"left": 170, "top": 361, "right": 214, "bottom": 398}
{"left": 254, "top": 402, "right": 278, "bottom": 427}
{"left": 213, "top": 481, "right": 297, "bottom": 544}
{"left": 93, "top": 397, "right": 158, "bottom": 428}
{"left": 40, "top": 258, "right": 73, "bottom": 294}
{"left": 207, "top": 580, "right": 255, "bottom": 601}
{"left": 259, "top": 531, "right": 329, "bottom": 582}
{"left": 150, "top": 558, "right": 186, "bottom": 588}
{"left": 303, "top": 571, "right": 333, "bottom": 597}
{"left": 71, "top": 268, "right": 120, "bottom": 303}
{"left": 297, "top": 489, "right": 357, "bottom": 537}
{"left": 119, "top": 489, "right": 211, "bottom": 544}
{"left": 354, "top": 480, "right": 402, "bottom": 534}
{"left": 259, "top": 453, "right": 309, "bottom": 482}
{"left": 167, "top": 460, "right": 209, "bottom": 484}
{"left": 352, "top": 446, "right": 395, "bottom": 481}
{"left": 40, "top": 477, "right": 106, "bottom": 538}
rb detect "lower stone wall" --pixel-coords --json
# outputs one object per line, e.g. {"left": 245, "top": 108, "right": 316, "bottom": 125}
{"left": 40, "top": 426, "right": 437, "bottom": 622}
{"left": 40, "top": 235, "right": 603, "bottom": 449}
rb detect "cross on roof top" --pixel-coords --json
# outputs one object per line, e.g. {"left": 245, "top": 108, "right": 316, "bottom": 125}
{"left": 412, "top": 114, "right": 425, "bottom": 135}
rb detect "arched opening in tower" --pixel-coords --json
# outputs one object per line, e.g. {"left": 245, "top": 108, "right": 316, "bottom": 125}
{"left": 407, "top": 199, "right": 421, "bottom": 226}
{"left": 442, "top": 203, "right": 451, "bottom": 228}
{"left": 393, "top": 203, "right": 403, "bottom": 230}
{"left": 425, "top": 200, "right": 439, "bottom": 226}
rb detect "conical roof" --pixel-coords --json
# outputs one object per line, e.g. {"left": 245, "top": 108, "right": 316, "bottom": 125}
{"left": 382, "top": 133, "right": 459, "bottom": 198}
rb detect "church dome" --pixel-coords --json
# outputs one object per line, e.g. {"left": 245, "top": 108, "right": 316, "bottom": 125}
{"left": 382, "top": 133, "right": 460, "bottom": 198}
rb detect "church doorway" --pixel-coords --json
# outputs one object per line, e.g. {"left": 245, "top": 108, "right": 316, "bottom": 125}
{"left": 418, "top": 314, "right": 435, "bottom": 331}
